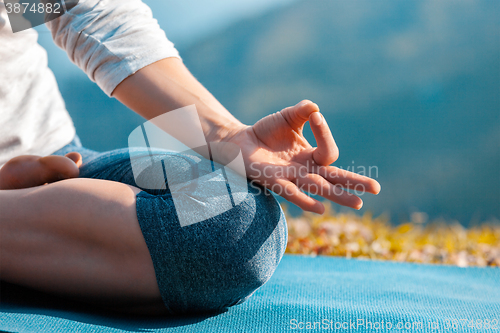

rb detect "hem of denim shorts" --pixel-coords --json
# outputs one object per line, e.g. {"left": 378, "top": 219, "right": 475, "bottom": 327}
{"left": 135, "top": 191, "right": 179, "bottom": 315}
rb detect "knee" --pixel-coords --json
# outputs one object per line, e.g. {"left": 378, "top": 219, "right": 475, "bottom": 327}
{"left": 192, "top": 185, "right": 288, "bottom": 313}
{"left": 231, "top": 186, "right": 288, "bottom": 289}
{"left": 131, "top": 152, "right": 289, "bottom": 314}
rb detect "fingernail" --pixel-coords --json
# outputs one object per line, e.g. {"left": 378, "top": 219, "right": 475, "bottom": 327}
{"left": 310, "top": 112, "right": 323, "bottom": 126}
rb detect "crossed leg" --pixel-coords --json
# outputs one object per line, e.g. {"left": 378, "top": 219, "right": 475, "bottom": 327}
{"left": 0, "top": 177, "right": 165, "bottom": 312}
{"left": 0, "top": 149, "right": 287, "bottom": 315}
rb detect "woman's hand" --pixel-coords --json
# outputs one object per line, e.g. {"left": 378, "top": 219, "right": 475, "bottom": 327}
{"left": 112, "top": 59, "right": 379, "bottom": 214}
{"left": 226, "top": 100, "right": 380, "bottom": 214}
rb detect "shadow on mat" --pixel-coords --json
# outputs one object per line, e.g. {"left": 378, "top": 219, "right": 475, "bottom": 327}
{"left": 0, "top": 281, "right": 225, "bottom": 331}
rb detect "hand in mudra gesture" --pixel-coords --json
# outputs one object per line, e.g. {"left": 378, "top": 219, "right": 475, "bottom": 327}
{"left": 226, "top": 100, "right": 380, "bottom": 214}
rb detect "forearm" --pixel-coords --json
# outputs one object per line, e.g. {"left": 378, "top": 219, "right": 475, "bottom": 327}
{"left": 112, "top": 57, "right": 247, "bottom": 143}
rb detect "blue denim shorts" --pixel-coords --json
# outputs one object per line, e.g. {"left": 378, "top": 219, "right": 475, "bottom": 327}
{"left": 53, "top": 137, "right": 288, "bottom": 314}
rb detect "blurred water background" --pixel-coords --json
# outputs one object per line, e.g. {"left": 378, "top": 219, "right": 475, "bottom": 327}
{"left": 35, "top": 0, "right": 499, "bottom": 224}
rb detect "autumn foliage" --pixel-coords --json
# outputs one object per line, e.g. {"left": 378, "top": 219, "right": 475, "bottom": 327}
{"left": 285, "top": 205, "right": 500, "bottom": 267}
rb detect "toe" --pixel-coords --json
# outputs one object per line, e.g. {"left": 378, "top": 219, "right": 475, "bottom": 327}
{"left": 40, "top": 155, "right": 80, "bottom": 181}
{"left": 65, "top": 152, "right": 83, "bottom": 167}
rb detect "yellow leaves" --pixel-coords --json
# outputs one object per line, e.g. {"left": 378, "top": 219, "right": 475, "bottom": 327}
{"left": 284, "top": 204, "right": 500, "bottom": 267}
{"left": 397, "top": 223, "right": 413, "bottom": 234}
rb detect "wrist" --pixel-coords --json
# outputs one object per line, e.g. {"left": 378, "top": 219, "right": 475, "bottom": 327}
{"left": 204, "top": 115, "right": 249, "bottom": 144}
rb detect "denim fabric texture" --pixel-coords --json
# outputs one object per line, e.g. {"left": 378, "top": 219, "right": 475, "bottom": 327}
{"left": 52, "top": 138, "right": 288, "bottom": 315}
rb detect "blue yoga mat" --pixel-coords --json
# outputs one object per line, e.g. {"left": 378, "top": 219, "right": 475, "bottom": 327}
{"left": 1, "top": 255, "right": 499, "bottom": 332}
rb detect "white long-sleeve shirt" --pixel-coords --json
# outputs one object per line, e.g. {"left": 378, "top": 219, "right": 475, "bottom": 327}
{"left": 0, "top": 0, "right": 180, "bottom": 167}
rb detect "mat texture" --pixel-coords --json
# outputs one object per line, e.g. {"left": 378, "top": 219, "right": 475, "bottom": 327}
{"left": 1, "top": 255, "right": 499, "bottom": 332}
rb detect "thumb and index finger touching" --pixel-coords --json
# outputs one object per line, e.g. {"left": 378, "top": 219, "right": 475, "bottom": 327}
{"left": 281, "top": 100, "right": 339, "bottom": 166}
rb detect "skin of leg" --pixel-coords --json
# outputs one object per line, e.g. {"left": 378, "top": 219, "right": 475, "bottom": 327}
{"left": 0, "top": 178, "right": 165, "bottom": 311}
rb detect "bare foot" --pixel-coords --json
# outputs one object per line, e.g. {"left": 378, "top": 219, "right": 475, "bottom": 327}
{"left": 0, "top": 152, "right": 82, "bottom": 190}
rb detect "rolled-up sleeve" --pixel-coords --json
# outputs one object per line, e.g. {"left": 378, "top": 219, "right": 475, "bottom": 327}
{"left": 46, "top": 0, "right": 180, "bottom": 96}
